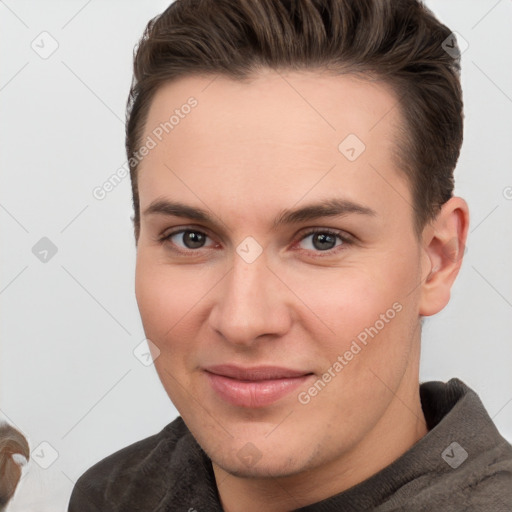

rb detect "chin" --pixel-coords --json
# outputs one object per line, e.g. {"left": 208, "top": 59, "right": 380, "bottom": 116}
{"left": 187, "top": 419, "right": 321, "bottom": 480}
{"left": 210, "top": 447, "right": 315, "bottom": 480}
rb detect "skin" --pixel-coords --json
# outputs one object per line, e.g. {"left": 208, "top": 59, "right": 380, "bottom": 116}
{"left": 134, "top": 70, "right": 469, "bottom": 512}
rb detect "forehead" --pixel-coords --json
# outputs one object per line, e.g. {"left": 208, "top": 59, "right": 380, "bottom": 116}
{"left": 137, "top": 70, "right": 411, "bottom": 224}
{"left": 142, "top": 70, "right": 400, "bottom": 156}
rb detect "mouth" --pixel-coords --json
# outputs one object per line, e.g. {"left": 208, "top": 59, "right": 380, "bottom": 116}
{"left": 203, "top": 364, "right": 314, "bottom": 408}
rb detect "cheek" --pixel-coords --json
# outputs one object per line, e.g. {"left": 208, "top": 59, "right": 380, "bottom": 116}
{"left": 285, "top": 263, "right": 410, "bottom": 337}
{"left": 289, "top": 252, "right": 420, "bottom": 370}
{"left": 135, "top": 256, "right": 207, "bottom": 409}
{"left": 135, "top": 255, "right": 205, "bottom": 351}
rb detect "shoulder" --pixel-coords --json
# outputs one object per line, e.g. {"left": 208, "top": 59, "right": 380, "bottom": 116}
{"left": 413, "top": 378, "right": 512, "bottom": 510}
{"left": 68, "top": 416, "right": 190, "bottom": 511}
{"left": 421, "top": 437, "right": 512, "bottom": 511}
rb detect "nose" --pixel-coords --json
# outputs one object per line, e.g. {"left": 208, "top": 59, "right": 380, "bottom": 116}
{"left": 208, "top": 253, "right": 292, "bottom": 347}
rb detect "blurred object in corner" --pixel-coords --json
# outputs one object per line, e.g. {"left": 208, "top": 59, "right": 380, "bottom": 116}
{"left": 0, "top": 423, "right": 30, "bottom": 512}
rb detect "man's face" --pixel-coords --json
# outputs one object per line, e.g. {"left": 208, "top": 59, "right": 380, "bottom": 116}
{"left": 135, "top": 71, "right": 427, "bottom": 479}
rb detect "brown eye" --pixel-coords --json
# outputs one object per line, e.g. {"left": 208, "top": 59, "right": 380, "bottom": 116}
{"left": 161, "top": 229, "right": 214, "bottom": 251}
{"left": 179, "top": 230, "right": 207, "bottom": 249}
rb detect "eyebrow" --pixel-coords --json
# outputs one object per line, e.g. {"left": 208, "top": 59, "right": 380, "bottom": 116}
{"left": 143, "top": 197, "right": 377, "bottom": 230}
{"left": 272, "top": 198, "right": 376, "bottom": 228}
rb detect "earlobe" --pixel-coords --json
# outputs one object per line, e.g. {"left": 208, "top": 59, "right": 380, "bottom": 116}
{"left": 419, "top": 197, "right": 470, "bottom": 317}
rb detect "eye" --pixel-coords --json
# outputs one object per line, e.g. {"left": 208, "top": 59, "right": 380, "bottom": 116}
{"left": 297, "top": 228, "right": 349, "bottom": 254}
{"left": 160, "top": 229, "right": 217, "bottom": 252}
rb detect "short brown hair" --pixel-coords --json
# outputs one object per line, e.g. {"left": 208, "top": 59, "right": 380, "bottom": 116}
{"left": 126, "top": 0, "right": 463, "bottom": 240}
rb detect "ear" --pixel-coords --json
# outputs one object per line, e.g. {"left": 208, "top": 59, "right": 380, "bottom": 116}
{"left": 419, "top": 197, "right": 470, "bottom": 317}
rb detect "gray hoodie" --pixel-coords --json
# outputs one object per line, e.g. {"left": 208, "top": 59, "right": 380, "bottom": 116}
{"left": 68, "top": 379, "right": 512, "bottom": 511}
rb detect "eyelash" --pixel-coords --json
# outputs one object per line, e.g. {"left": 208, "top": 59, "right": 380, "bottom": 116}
{"left": 157, "top": 227, "right": 353, "bottom": 258}
{"left": 293, "top": 228, "right": 351, "bottom": 257}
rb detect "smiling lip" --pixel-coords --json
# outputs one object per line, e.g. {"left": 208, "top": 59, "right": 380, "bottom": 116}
{"left": 204, "top": 365, "right": 313, "bottom": 408}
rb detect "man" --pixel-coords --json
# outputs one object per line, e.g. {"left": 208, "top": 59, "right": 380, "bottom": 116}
{"left": 68, "top": 0, "right": 512, "bottom": 510}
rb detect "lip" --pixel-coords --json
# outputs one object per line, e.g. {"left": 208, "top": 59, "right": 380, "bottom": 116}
{"left": 204, "top": 365, "right": 314, "bottom": 408}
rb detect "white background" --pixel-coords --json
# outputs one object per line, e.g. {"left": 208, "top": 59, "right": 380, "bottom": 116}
{"left": 1, "top": 1, "right": 511, "bottom": 510}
